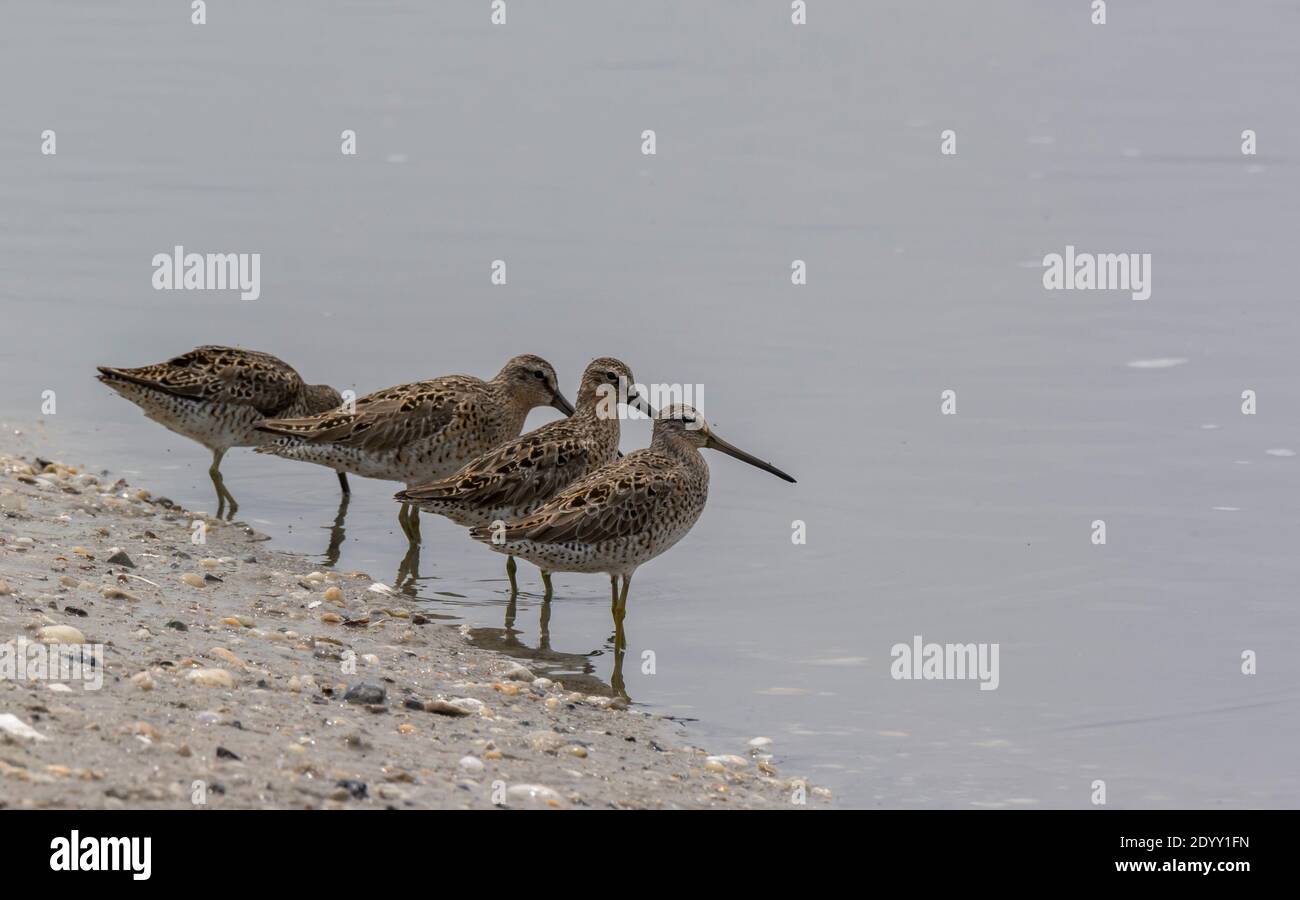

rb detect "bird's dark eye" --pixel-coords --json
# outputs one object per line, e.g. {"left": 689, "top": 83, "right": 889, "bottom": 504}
{"left": 533, "top": 370, "right": 545, "bottom": 380}
{"left": 605, "top": 371, "right": 617, "bottom": 381}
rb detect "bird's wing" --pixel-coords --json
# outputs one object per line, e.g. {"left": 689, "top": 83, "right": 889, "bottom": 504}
{"left": 255, "top": 377, "right": 477, "bottom": 451}
{"left": 498, "top": 451, "right": 684, "bottom": 545}
{"left": 98, "top": 345, "right": 303, "bottom": 416}
{"left": 401, "top": 421, "right": 596, "bottom": 509}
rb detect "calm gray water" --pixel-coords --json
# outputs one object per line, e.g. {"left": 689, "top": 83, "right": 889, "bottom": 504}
{"left": 3, "top": 1, "right": 1299, "bottom": 807}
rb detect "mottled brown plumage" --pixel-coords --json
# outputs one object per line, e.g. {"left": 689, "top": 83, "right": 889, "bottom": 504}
{"left": 254, "top": 354, "right": 571, "bottom": 485}
{"left": 96, "top": 345, "right": 345, "bottom": 517}
{"left": 396, "top": 358, "right": 642, "bottom": 527}
{"left": 254, "top": 354, "right": 574, "bottom": 541}
{"left": 471, "top": 404, "right": 795, "bottom": 600}
{"left": 397, "top": 357, "right": 646, "bottom": 593}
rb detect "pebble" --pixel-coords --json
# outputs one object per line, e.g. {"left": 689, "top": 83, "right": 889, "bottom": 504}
{"left": 526, "top": 731, "right": 567, "bottom": 753}
{"left": 0, "top": 713, "right": 49, "bottom": 742}
{"left": 493, "top": 662, "right": 534, "bottom": 682}
{"left": 180, "top": 574, "right": 206, "bottom": 588}
{"left": 37, "top": 624, "right": 86, "bottom": 644}
{"left": 505, "top": 783, "right": 564, "bottom": 808}
{"left": 0, "top": 580, "right": 12, "bottom": 596}
{"left": 100, "top": 586, "right": 140, "bottom": 602}
{"left": 186, "top": 668, "right": 236, "bottom": 689}
{"left": 106, "top": 550, "right": 135, "bottom": 568}
{"left": 130, "top": 672, "right": 156, "bottom": 691}
{"left": 323, "top": 586, "right": 343, "bottom": 604}
{"left": 704, "top": 755, "right": 750, "bottom": 772}
{"left": 413, "top": 699, "right": 472, "bottom": 717}
{"left": 200, "top": 557, "right": 219, "bottom": 569}
{"left": 458, "top": 756, "right": 485, "bottom": 773}
{"left": 209, "top": 647, "right": 247, "bottom": 669}
{"left": 747, "top": 737, "right": 773, "bottom": 749}
{"left": 343, "top": 682, "right": 386, "bottom": 705}
{"left": 567, "top": 745, "right": 588, "bottom": 759}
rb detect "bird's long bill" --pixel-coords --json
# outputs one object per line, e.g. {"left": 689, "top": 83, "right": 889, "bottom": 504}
{"left": 706, "top": 432, "right": 797, "bottom": 483}
{"left": 627, "top": 392, "right": 655, "bottom": 419}
{"left": 551, "top": 390, "right": 576, "bottom": 416}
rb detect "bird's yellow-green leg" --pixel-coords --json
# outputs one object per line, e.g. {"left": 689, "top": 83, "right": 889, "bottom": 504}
{"left": 209, "top": 448, "right": 237, "bottom": 520}
{"left": 609, "top": 575, "right": 618, "bottom": 613}
{"left": 616, "top": 573, "right": 633, "bottom": 614}
{"left": 541, "top": 570, "right": 554, "bottom": 602}
{"left": 610, "top": 586, "right": 628, "bottom": 700}
{"left": 505, "top": 555, "right": 519, "bottom": 596}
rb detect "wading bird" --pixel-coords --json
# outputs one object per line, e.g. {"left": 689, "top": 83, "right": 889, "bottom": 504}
{"left": 96, "top": 345, "right": 346, "bottom": 519}
{"left": 397, "top": 357, "right": 651, "bottom": 596}
{"left": 254, "top": 355, "right": 573, "bottom": 543}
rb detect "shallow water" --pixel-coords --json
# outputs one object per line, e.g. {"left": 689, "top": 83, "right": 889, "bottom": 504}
{"left": 3, "top": 1, "right": 1300, "bottom": 807}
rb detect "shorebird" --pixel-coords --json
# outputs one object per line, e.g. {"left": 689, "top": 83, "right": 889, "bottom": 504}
{"left": 254, "top": 354, "right": 574, "bottom": 542}
{"left": 469, "top": 403, "right": 795, "bottom": 611}
{"left": 396, "top": 357, "right": 651, "bottom": 596}
{"left": 96, "top": 345, "right": 346, "bottom": 519}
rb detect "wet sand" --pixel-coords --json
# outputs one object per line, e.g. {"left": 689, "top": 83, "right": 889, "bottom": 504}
{"left": 0, "top": 424, "right": 826, "bottom": 809}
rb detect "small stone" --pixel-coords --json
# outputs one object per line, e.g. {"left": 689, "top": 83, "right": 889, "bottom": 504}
{"left": 567, "top": 745, "right": 588, "bottom": 758}
{"left": 215, "top": 746, "right": 240, "bottom": 760}
{"left": 505, "top": 783, "right": 564, "bottom": 808}
{"left": 106, "top": 550, "right": 135, "bottom": 568}
{"left": 130, "top": 672, "right": 155, "bottom": 691}
{"left": 186, "top": 668, "right": 236, "bottom": 689}
{"left": 0, "top": 713, "right": 49, "bottom": 742}
{"left": 704, "top": 754, "right": 749, "bottom": 772}
{"left": 320, "top": 613, "right": 343, "bottom": 624}
{"left": 415, "top": 699, "right": 471, "bottom": 717}
{"left": 165, "top": 620, "right": 189, "bottom": 632}
{"left": 397, "top": 723, "right": 416, "bottom": 735}
{"left": 209, "top": 648, "right": 247, "bottom": 669}
{"left": 0, "top": 580, "right": 13, "bottom": 596}
{"left": 200, "top": 557, "right": 219, "bottom": 569}
{"left": 492, "top": 661, "right": 534, "bottom": 682}
{"left": 458, "top": 756, "right": 485, "bottom": 773}
{"left": 37, "top": 625, "right": 85, "bottom": 644}
{"left": 343, "top": 682, "right": 386, "bottom": 705}
{"left": 336, "top": 779, "right": 367, "bottom": 799}
{"left": 180, "top": 574, "right": 206, "bottom": 588}
{"left": 323, "top": 586, "right": 343, "bottom": 604}
{"left": 526, "top": 731, "right": 566, "bottom": 753}
{"left": 747, "top": 737, "right": 773, "bottom": 749}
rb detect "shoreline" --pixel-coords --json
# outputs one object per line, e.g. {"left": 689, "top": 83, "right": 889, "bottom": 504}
{"left": 0, "top": 425, "right": 827, "bottom": 809}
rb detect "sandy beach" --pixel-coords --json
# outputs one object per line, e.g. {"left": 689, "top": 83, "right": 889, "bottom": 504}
{"left": 0, "top": 424, "right": 826, "bottom": 809}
